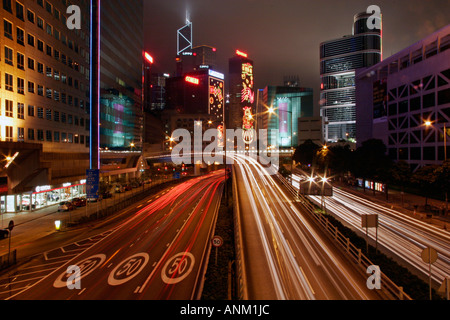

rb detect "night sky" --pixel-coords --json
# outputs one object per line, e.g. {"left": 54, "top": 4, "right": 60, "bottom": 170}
{"left": 144, "top": 0, "right": 450, "bottom": 114}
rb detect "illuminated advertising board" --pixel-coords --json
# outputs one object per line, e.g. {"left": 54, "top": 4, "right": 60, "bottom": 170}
{"left": 185, "top": 76, "right": 200, "bottom": 85}
{"left": 209, "top": 76, "right": 224, "bottom": 119}
{"left": 209, "top": 74, "right": 225, "bottom": 147}
{"left": 241, "top": 61, "right": 254, "bottom": 144}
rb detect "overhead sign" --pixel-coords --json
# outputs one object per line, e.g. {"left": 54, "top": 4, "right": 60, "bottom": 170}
{"left": 86, "top": 169, "right": 100, "bottom": 199}
{"left": 362, "top": 214, "right": 379, "bottom": 228}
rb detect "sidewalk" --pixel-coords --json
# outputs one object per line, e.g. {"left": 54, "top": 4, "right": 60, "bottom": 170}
{"left": 333, "top": 181, "right": 450, "bottom": 230}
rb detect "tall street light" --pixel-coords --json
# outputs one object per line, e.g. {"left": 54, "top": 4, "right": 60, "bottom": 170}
{"left": 424, "top": 121, "right": 448, "bottom": 161}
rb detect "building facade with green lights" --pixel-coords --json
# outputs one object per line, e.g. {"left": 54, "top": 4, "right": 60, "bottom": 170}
{"left": 260, "top": 86, "right": 314, "bottom": 148}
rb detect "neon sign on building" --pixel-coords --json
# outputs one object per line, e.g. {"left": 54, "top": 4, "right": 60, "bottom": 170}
{"left": 185, "top": 76, "right": 200, "bottom": 85}
{"left": 241, "top": 62, "right": 255, "bottom": 144}
{"left": 209, "top": 73, "right": 225, "bottom": 147}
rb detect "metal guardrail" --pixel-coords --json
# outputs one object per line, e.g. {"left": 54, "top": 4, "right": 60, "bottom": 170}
{"left": 277, "top": 173, "right": 412, "bottom": 301}
{"left": 232, "top": 168, "right": 249, "bottom": 300}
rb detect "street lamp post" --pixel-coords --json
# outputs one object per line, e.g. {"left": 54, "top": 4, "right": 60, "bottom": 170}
{"left": 424, "top": 121, "right": 448, "bottom": 161}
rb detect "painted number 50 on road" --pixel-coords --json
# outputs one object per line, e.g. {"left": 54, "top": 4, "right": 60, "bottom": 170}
{"left": 161, "top": 252, "right": 195, "bottom": 285}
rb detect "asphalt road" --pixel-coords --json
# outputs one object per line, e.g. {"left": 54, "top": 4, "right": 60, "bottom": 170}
{"left": 306, "top": 184, "right": 450, "bottom": 287}
{"left": 3, "top": 171, "right": 225, "bottom": 300}
{"left": 233, "top": 154, "right": 383, "bottom": 300}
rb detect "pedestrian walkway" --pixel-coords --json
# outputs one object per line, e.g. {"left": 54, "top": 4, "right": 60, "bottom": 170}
{"left": 333, "top": 181, "right": 450, "bottom": 230}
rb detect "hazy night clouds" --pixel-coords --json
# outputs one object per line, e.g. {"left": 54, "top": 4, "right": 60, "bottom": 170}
{"left": 144, "top": 0, "right": 450, "bottom": 113}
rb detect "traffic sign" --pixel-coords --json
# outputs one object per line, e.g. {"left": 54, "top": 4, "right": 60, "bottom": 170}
{"left": 8, "top": 220, "right": 14, "bottom": 232}
{"left": 212, "top": 236, "right": 223, "bottom": 248}
{"left": 421, "top": 247, "right": 438, "bottom": 264}
{"left": 86, "top": 169, "right": 100, "bottom": 199}
{"left": 362, "top": 214, "right": 378, "bottom": 228}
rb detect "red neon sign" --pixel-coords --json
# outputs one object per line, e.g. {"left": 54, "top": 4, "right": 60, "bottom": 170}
{"left": 236, "top": 50, "right": 248, "bottom": 58}
{"left": 185, "top": 76, "right": 200, "bottom": 85}
{"left": 144, "top": 52, "right": 154, "bottom": 64}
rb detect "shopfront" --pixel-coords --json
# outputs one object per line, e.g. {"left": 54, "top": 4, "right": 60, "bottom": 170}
{"left": 0, "top": 181, "right": 86, "bottom": 213}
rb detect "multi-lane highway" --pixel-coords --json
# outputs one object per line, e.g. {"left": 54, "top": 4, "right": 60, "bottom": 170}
{"left": 233, "top": 154, "right": 383, "bottom": 300}
{"left": 306, "top": 184, "right": 450, "bottom": 287}
{"left": 3, "top": 171, "right": 224, "bottom": 300}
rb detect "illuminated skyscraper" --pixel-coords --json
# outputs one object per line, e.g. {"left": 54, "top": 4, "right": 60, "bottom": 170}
{"left": 0, "top": 0, "right": 91, "bottom": 211}
{"left": 228, "top": 50, "right": 255, "bottom": 135}
{"left": 320, "top": 11, "right": 382, "bottom": 143}
{"left": 99, "top": 0, "right": 144, "bottom": 150}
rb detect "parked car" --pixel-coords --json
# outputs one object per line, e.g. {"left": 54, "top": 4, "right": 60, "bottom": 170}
{"left": 58, "top": 201, "right": 74, "bottom": 212}
{"left": 114, "top": 185, "right": 124, "bottom": 193}
{"left": 71, "top": 198, "right": 86, "bottom": 207}
{"left": 0, "top": 229, "right": 9, "bottom": 239}
{"left": 124, "top": 185, "right": 132, "bottom": 191}
{"left": 87, "top": 195, "right": 103, "bottom": 203}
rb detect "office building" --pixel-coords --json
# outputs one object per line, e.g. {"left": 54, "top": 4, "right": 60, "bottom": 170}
{"left": 259, "top": 85, "right": 314, "bottom": 148}
{"left": 0, "top": 0, "right": 145, "bottom": 213}
{"left": 176, "top": 45, "right": 218, "bottom": 76}
{"left": 99, "top": 0, "right": 144, "bottom": 150}
{"left": 0, "top": 0, "right": 91, "bottom": 212}
{"left": 320, "top": 11, "right": 382, "bottom": 143}
{"left": 298, "top": 117, "right": 323, "bottom": 146}
{"left": 164, "top": 68, "right": 225, "bottom": 150}
{"left": 355, "top": 25, "right": 450, "bottom": 171}
{"left": 228, "top": 50, "right": 255, "bottom": 140}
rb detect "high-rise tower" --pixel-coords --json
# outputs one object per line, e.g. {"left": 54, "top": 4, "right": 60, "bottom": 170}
{"left": 320, "top": 11, "right": 382, "bottom": 143}
{"left": 228, "top": 50, "right": 255, "bottom": 138}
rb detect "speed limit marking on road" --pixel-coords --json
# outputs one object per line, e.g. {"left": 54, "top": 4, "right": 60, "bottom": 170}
{"left": 53, "top": 254, "right": 106, "bottom": 288}
{"left": 161, "top": 252, "right": 195, "bottom": 285}
{"left": 212, "top": 236, "right": 223, "bottom": 248}
{"left": 108, "top": 253, "right": 149, "bottom": 286}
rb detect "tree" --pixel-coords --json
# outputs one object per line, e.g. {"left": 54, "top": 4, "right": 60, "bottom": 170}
{"left": 293, "top": 140, "right": 321, "bottom": 167}
{"left": 434, "top": 160, "right": 450, "bottom": 215}
{"left": 390, "top": 160, "right": 412, "bottom": 207}
{"left": 327, "top": 144, "right": 353, "bottom": 181}
{"left": 411, "top": 165, "right": 439, "bottom": 207}
{"left": 351, "top": 139, "right": 392, "bottom": 195}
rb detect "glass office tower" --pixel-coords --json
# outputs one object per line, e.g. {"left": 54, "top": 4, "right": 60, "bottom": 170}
{"left": 99, "top": 0, "right": 143, "bottom": 149}
{"left": 320, "top": 11, "right": 382, "bottom": 142}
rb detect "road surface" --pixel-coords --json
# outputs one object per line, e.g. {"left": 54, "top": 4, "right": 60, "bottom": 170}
{"left": 233, "top": 155, "right": 383, "bottom": 300}
{"left": 2, "top": 171, "right": 225, "bottom": 300}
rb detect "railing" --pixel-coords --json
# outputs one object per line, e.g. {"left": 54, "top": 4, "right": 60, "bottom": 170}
{"left": 277, "top": 173, "right": 411, "bottom": 300}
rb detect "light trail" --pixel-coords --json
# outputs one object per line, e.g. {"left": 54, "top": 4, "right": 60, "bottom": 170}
{"left": 233, "top": 155, "right": 381, "bottom": 299}
{"left": 299, "top": 176, "right": 450, "bottom": 286}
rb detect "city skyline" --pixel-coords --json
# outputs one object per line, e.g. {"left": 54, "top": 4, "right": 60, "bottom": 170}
{"left": 144, "top": 0, "right": 450, "bottom": 113}
{"left": 0, "top": 0, "right": 449, "bottom": 308}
